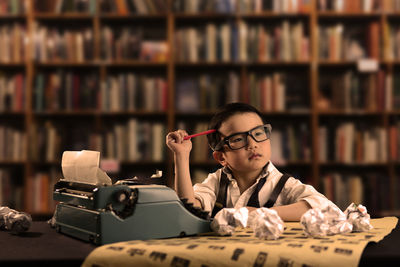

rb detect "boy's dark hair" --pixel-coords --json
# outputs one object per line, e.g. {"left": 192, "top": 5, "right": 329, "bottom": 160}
{"left": 207, "top": 102, "right": 265, "bottom": 151}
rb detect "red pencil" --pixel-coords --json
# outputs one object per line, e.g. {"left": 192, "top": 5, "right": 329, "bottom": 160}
{"left": 184, "top": 129, "right": 216, "bottom": 140}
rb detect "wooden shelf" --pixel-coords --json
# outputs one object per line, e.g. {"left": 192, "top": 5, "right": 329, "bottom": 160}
{"left": 0, "top": 161, "right": 26, "bottom": 165}
{"left": 35, "top": 62, "right": 99, "bottom": 67}
{"left": 33, "top": 13, "right": 94, "bottom": 19}
{"left": 100, "top": 13, "right": 168, "bottom": 19}
{"left": 317, "top": 11, "right": 381, "bottom": 18}
{"left": 33, "top": 110, "right": 98, "bottom": 116}
{"left": 0, "top": 111, "right": 25, "bottom": 116}
{"left": 0, "top": 62, "right": 26, "bottom": 67}
{"left": 0, "top": 14, "right": 26, "bottom": 19}
{"left": 319, "top": 162, "right": 389, "bottom": 167}
{"left": 317, "top": 110, "right": 385, "bottom": 116}
{"left": 103, "top": 61, "right": 168, "bottom": 67}
{"left": 173, "top": 13, "right": 236, "bottom": 19}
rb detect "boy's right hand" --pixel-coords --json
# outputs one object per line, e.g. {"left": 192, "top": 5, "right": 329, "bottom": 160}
{"left": 166, "top": 130, "right": 192, "bottom": 155}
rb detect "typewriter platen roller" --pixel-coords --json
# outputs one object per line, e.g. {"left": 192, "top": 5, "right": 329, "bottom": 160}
{"left": 53, "top": 180, "right": 211, "bottom": 245}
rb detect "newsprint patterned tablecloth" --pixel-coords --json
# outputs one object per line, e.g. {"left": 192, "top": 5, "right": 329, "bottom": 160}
{"left": 82, "top": 217, "right": 398, "bottom": 267}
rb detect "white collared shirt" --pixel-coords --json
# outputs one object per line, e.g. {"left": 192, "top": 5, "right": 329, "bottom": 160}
{"left": 193, "top": 161, "right": 336, "bottom": 214}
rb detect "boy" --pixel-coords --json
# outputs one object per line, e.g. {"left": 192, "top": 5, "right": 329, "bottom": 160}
{"left": 166, "top": 103, "right": 334, "bottom": 221}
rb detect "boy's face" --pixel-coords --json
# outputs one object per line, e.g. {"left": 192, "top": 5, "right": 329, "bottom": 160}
{"left": 213, "top": 112, "right": 271, "bottom": 177}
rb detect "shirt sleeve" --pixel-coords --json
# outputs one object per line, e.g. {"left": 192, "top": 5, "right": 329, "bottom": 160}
{"left": 278, "top": 177, "right": 338, "bottom": 210}
{"left": 193, "top": 170, "right": 220, "bottom": 214}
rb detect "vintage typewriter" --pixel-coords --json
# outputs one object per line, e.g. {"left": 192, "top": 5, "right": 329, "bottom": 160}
{"left": 53, "top": 177, "right": 211, "bottom": 245}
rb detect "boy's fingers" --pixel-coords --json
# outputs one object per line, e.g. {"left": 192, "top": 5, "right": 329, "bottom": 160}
{"left": 167, "top": 132, "right": 179, "bottom": 143}
{"left": 176, "top": 130, "right": 188, "bottom": 142}
{"left": 167, "top": 130, "right": 187, "bottom": 144}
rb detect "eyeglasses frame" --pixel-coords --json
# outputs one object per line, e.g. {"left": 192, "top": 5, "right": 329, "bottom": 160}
{"left": 213, "top": 123, "right": 272, "bottom": 151}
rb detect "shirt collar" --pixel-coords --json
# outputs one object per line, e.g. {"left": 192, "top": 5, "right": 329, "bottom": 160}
{"left": 222, "top": 161, "right": 271, "bottom": 182}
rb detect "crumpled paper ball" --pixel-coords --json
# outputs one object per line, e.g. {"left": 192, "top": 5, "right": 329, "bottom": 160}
{"left": 211, "top": 207, "right": 284, "bottom": 240}
{"left": 300, "top": 205, "right": 353, "bottom": 237}
{"left": 248, "top": 208, "right": 284, "bottom": 240}
{"left": 210, "top": 207, "right": 248, "bottom": 236}
{"left": 0, "top": 207, "right": 32, "bottom": 234}
{"left": 344, "top": 203, "right": 373, "bottom": 232}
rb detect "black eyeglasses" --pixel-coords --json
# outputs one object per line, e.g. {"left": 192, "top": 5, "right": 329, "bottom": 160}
{"left": 214, "top": 124, "right": 272, "bottom": 151}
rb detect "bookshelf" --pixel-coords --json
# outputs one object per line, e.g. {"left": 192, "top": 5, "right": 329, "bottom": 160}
{"left": 0, "top": 0, "right": 399, "bottom": 218}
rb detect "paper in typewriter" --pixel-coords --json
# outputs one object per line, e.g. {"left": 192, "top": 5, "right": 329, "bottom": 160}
{"left": 82, "top": 217, "right": 397, "bottom": 267}
{"left": 61, "top": 150, "right": 112, "bottom": 185}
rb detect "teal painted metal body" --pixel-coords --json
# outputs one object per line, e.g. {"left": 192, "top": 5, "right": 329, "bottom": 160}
{"left": 54, "top": 184, "right": 211, "bottom": 245}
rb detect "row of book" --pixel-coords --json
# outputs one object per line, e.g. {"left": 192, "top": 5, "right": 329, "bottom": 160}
{"left": 238, "top": 0, "right": 312, "bottom": 13}
{"left": 34, "top": 0, "right": 96, "bottom": 13}
{"left": 0, "top": 73, "right": 25, "bottom": 112}
{"left": 33, "top": 24, "right": 94, "bottom": 62}
{"left": 0, "top": 23, "right": 26, "bottom": 63}
{"left": 318, "top": 123, "right": 387, "bottom": 163}
{"left": 5, "top": 70, "right": 400, "bottom": 113}
{"left": 28, "top": 119, "right": 165, "bottom": 162}
{"left": 3, "top": 72, "right": 400, "bottom": 113}
{"left": 26, "top": 169, "right": 60, "bottom": 214}
{"left": 173, "top": 0, "right": 236, "bottom": 13}
{"left": 173, "top": 0, "right": 312, "bottom": 13}
{"left": 101, "top": 73, "right": 167, "bottom": 112}
{"left": 97, "top": 119, "right": 165, "bottom": 162}
{"left": 0, "top": 168, "right": 23, "bottom": 210}
{"left": 325, "top": 0, "right": 400, "bottom": 12}
{"left": 318, "top": 22, "right": 379, "bottom": 61}
{"left": 32, "top": 71, "right": 168, "bottom": 112}
{"left": 383, "top": 23, "right": 400, "bottom": 61}
{"left": 321, "top": 172, "right": 397, "bottom": 215}
{"left": 29, "top": 70, "right": 389, "bottom": 113}
{"left": 29, "top": 121, "right": 63, "bottom": 162}
{"left": 175, "top": 72, "right": 240, "bottom": 112}
{"left": 175, "top": 71, "right": 310, "bottom": 112}
{"left": 270, "top": 123, "right": 311, "bottom": 164}
{"left": 0, "top": 0, "right": 25, "bottom": 15}
{"left": 383, "top": 0, "right": 400, "bottom": 11}
{"left": 101, "top": 26, "right": 168, "bottom": 62}
{"left": 0, "top": 125, "right": 27, "bottom": 161}
{"left": 29, "top": 121, "right": 118, "bottom": 162}
{"left": 318, "top": 70, "right": 392, "bottom": 112}
{"left": 318, "top": 0, "right": 380, "bottom": 12}
{"left": 100, "top": 0, "right": 167, "bottom": 14}
{"left": 6, "top": 21, "right": 400, "bottom": 64}
{"left": 246, "top": 72, "right": 309, "bottom": 112}
{"left": 33, "top": 71, "right": 99, "bottom": 111}
{"left": 175, "top": 20, "right": 309, "bottom": 62}
{"left": 4, "top": 0, "right": 400, "bottom": 16}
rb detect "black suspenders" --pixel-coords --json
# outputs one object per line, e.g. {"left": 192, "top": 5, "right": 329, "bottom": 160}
{"left": 265, "top": 173, "right": 290, "bottom": 208}
{"left": 211, "top": 171, "right": 229, "bottom": 218}
{"left": 211, "top": 172, "right": 291, "bottom": 217}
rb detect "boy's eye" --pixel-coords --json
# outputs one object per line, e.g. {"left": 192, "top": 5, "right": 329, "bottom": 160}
{"left": 230, "top": 136, "right": 243, "bottom": 143}
{"left": 253, "top": 129, "right": 265, "bottom": 136}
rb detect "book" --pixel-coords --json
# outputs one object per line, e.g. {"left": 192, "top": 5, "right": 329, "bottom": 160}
{"left": 33, "top": 25, "right": 94, "bottom": 62}
{"left": 33, "top": 71, "right": 99, "bottom": 111}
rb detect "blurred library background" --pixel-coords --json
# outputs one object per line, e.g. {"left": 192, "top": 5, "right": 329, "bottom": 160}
{"left": 0, "top": 0, "right": 400, "bottom": 219}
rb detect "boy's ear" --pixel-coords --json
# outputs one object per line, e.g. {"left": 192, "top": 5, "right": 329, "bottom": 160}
{"left": 213, "top": 151, "right": 226, "bottom": 166}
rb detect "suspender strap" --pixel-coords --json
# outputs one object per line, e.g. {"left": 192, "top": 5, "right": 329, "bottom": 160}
{"left": 211, "top": 171, "right": 229, "bottom": 218}
{"left": 247, "top": 177, "right": 267, "bottom": 207}
{"left": 264, "top": 173, "right": 291, "bottom": 208}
